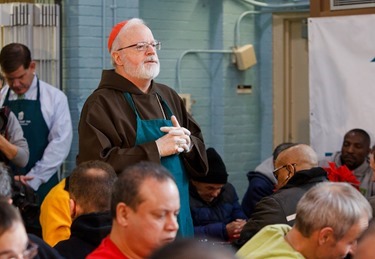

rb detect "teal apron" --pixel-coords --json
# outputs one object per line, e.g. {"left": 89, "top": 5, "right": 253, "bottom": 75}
{"left": 124, "top": 92, "right": 193, "bottom": 237}
{"left": 4, "top": 78, "right": 58, "bottom": 205}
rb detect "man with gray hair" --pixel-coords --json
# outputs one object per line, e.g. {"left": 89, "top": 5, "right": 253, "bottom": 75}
{"left": 77, "top": 17, "right": 208, "bottom": 237}
{"left": 237, "top": 182, "right": 372, "bottom": 259}
{"left": 235, "top": 144, "right": 328, "bottom": 247}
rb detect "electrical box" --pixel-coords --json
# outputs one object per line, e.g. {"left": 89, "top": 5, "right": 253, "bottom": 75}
{"left": 234, "top": 44, "right": 257, "bottom": 70}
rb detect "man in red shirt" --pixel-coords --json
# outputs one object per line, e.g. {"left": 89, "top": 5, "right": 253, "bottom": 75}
{"left": 87, "top": 161, "right": 180, "bottom": 259}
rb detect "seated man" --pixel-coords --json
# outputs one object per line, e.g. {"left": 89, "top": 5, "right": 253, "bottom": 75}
{"left": 319, "top": 128, "right": 374, "bottom": 197}
{"left": 234, "top": 144, "right": 328, "bottom": 248}
{"left": 237, "top": 182, "right": 372, "bottom": 259}
{"left": 54, "top": 161, "right": 117, "bottom": 259}
{"left": 189, "top": 148, "right": 247, "bottom": 242}
{"left": 87, "top": 161, "right": 180, "bottom": 259}
{"left": 241, "top": 142, "right": 297, "bottom": 217}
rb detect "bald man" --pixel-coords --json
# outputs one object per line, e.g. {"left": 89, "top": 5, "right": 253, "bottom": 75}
{"left": 234, "top": 144, "right": 328, "bottom": 248}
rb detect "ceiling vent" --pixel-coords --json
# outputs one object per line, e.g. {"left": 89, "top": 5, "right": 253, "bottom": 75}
{"left": 330, "top": 0, "right": 375, "bottom": 10}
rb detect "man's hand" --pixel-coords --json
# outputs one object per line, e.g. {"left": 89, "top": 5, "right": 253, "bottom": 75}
{"left": 156, "top": 116, "right": 192, "bottom": 156}
{"left": 14, "top": 175, "right": 34, "bottom": 186}
{"left": 226, "top": 219, "right": 247, "bottom": 241}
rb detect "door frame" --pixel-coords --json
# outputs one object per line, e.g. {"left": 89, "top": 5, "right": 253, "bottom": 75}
{"left": 272, "top": 12, "right": 309, "bottom": 147}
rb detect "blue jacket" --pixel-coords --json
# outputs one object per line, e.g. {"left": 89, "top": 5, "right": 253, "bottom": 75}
{"left": 189, "top": 182, "right": 248, "bottom": 241}
{"left": 241, "top": 171, "right": 275, "bottom": 217}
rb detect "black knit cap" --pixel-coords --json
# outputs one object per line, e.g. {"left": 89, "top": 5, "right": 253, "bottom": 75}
{"left": 192, "top": 147, "right": 228, "bottom": 184}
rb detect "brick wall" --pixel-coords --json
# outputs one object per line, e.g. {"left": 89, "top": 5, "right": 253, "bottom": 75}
{"left": 61, "top": 0, "right": 270, "bottom": 199}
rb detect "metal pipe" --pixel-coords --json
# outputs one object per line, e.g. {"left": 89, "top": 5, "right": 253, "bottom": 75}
{"left": 176, "top": 49, "right": 233, "bottom": 93}
{"left": 176, "top": 2, "right": 310, "bottom": 91}
{"left": 235, "top": 9, "right": 309, "bottom": 47}
{"left": 240, "top": 0, "right": 309, "bottom": 8}
{"left": 102, "top": 0, "right": 106, "bottom": 68}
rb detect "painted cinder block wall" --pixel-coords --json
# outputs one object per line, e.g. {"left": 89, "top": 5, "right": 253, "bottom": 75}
{"left": 61, "top": 0, "right": 273, "bottom": 199}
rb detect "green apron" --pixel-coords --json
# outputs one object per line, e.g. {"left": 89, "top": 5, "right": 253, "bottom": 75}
{"left": 4, "top": 78, "right": 58, "bottom": 205}
{"left": 124, "top": 92, "right": 193, "bottom": 237}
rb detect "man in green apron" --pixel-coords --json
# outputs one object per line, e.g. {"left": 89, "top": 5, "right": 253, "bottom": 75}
{"left": 77, "top": 18, "right": 208, "bottom": 237}
{"left": 0, "top": 43, "right": 73, "bottom": 236}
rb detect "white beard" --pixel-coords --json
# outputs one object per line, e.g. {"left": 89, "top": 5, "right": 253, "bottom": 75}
{"left": 124, "top": 56, "right": 160, "bottom": 80}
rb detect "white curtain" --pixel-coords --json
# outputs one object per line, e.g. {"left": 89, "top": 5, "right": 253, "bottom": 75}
{"left": 309, "top": 14, "right": 375, "bottom": 158}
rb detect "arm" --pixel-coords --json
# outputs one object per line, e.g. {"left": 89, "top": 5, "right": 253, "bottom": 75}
{"left": 78, "top": 88, "right": 208, "bottom": 175}
{"left": 157, "top": 91, "right": 208, "bottom": 177}
{"left": 194, "top": 222, "right": 228, "bottom": 241}
{"left": 235, "top": 196, "right": 286, "bottom": 247}
{"left": 77, "top": 98, "right": 162, "bottom": 174}
{"left": 27, "top": 90, "right": 72, "bottom": 190}
{"left": 0, "top": 111, "right": 29, "bottom": 167}
{"left": 0, "top": 134, "right": 17, "bottom": 159}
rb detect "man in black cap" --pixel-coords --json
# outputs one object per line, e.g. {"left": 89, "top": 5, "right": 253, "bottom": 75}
{"left": 189, "top": 148, "right": 247, "bottom": 242}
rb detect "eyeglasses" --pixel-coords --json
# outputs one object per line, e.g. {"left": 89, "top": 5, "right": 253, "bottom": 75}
{"left": 0, "top": 240, "right": 38, "bottom": 259}
{"left": 117, "top": 41, "right": 161, "bottom": 52}
{"left": 273, "top": 163, "right": 297, "bottom": 180}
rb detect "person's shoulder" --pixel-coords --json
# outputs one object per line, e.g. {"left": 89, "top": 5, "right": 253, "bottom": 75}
{"left": 28, "top": 233, "right": 65, "bottom": 259}
{"left": 265, "top": 186, "right": 301, "bottom": 205}
{"left": 153, "top": 82, "right": 179, "bottom": 96}
{"left": 45, "top": 178, "right": 68, "bottom": 198}
{"left": 247, "top": 171, "right": 274, "bottom": 184}
{"left": 39, "top": 80, "right": 68, "bottom": 100}
{"left": 318, "top": 151, "right": 341, "bottom": 166}
{"left": 220, "top": 183, "right": 237, "bottom": 199}
{"left": 81, "top": 87, "right": 121, "bottom": 112}
{"left": 39, "top": 80, "right": 62, "bottom": 91}
{"left": 87, "top": 236, "right": 127, "bottom": 259}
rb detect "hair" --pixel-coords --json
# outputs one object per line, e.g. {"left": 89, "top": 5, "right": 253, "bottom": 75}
{"left": 295, "top": 182, "right": 372, "bottom": 240}
{"left": 0, "top": 163, "right": 12, "bottom": 199}
{"left": 0, "top": 43, "right": 32, "bottom": 74}
{"left": 110, "top": 161, "right": 175, "bottom": 218}
{"left": 69, "top": 160, "right": 117, "bottom": 213}
{"left": 345, "top": 128, "right": 371, "bottom": 147}
{"left": 149, "top": 238, "right": 238, "bottom": 259}
{"left": 272, "top": 142, "right": 298, "bottom": 162}
{"left": 0, "top": 201, "right": 23, "bottom": 236}
{"left": 110, "top": 18, "right": 146, "bottom": 66}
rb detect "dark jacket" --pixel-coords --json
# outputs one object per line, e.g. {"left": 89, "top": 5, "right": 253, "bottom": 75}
{"left": 77, "top": 69, "right": 208, "bottom": 177}
{"left": 54, "top": 212, "right": 112, "bottom": 259}
{"left": 235, "top": 167, "right": 328, "bottom": 248}
{"left": 241, "top": 171, "right": 275, "bottom": 217}
{"left": 28, "top": 234, "right": 64, "bottom": 259}
{"left": 189, "top": 182, "right": 248, "bottom": 241}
